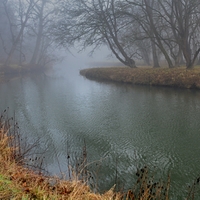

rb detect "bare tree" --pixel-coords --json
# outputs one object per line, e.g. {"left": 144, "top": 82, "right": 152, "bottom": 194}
{"left": 158, "top": 0, "right": 200, "bottom": 69}
{"left": 0, "top": 1, "right": 13, "bottom": 62}
{"left": 127, "top": 0, "right": 174, "bottom": 68}
{"left": 29, "top": 0, "right": 58, "bottom": 68}
{"left": 54, "top": 0, "right": 138, "bottom": 68}
{"left": 2, "top": 0, "right": 38, "bottom": 67}
{"left": 0, "top": 1, "right": 15, "bottom": 62}
{"left": 126, "top": 0, "right": 200, "bottom": 69}
{"left": 121, "top": 0, "right": 161, "bottom": 68}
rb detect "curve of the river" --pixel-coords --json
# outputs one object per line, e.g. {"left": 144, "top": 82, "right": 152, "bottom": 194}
{"left": 1, "top": 69, "right": 200, "bottom": 199}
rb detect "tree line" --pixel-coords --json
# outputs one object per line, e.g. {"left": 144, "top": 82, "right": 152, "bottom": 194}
{"left": 54, "top": 0, "right": 200, "bottom": 69}
{"left": 0, "top": 0, "right": 58, "bottom": 71}
{"left": 1, "top": 0, "right": 200, "bottom": 70}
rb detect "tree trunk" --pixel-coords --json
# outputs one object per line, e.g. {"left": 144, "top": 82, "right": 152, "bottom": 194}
{"left": 124, "top": 57, "right": 137, "bottom": 68}
{"left": 151, "top": 37, "right": 160, "bottom": 68}
{"left": 174, "top": 49, "right": 182, "bottom": 67}
{"left": 186, "top": 47, "right": 200, "bottom": 69}
{"left": 30, "top": 24, "right": 43, "bottom": 66}
{"left": 3, "top": 0, "right": 33, "bottom": 66}
{"left": 30, "top": 2, "right": 45, "bottom": 67}
{"left": 144, "top": 0, "right": 174, "bottom": 68}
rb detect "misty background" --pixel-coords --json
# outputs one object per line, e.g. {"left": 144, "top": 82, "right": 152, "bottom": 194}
{"left": 1, "top": 0, "right": 200, "bottom": 73}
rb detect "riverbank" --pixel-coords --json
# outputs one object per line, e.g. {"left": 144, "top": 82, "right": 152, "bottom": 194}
{"left": 0, "top": 111, "right": 174, "bottom": 199}
{"left": 0, "top": 117, "right": 171, "bottom": 200}
{"left": 0, "top": 63, "right": 51, "bottom": 83}
{"left": 0, "top": 123, "right": 173, "bottom": 199}
{"left": 80, "top": 67, "right": 200, "bottom": 89}
{"left": 0, "top": 104, "right": 199, "bottom": 198}
{"left": 0, "top": 115, "right": 123, "bottom": 200}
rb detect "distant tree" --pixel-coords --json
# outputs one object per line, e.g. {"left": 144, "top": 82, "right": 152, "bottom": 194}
{"left": 29, "top": 0, "right": 58, "bottom": 68}
{"left": 53, "top": 0, "right": 139, "bottom": 68}
{"left": 120, "top": 21, "right": 152, "bottom": 66}
{"left": 157, "top": 0, "right": 200, "bottom": 69}
{"left": 2, "top": 0, "right": 38, "bottom": 66}
{"left": 0, "top": 1, "right": 12, "bottom": 62}
{"left": 125, "top": 0, "right": 174, "bottom": 68}
{"left": 126, "top": 0, "right": 200, "bottom": 69}
{"left": 120, "top": 0, "right": 160, "bottom": 67}
{"left": 0, "top": 1, "right": 20, "bottom": 63}
{"left": 0, "top": 0, "right": 59, "bottom": 72}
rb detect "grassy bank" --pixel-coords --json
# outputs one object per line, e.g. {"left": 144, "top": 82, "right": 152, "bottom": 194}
{"left": 1, "top": 110, "right": 200, "bottom": 199}
{"left": 0, "top": 112, "right": 175, "bottom": 199}
{"left": 80, "top": 67, "right": 200, "bottom": 89}
{"left": 2, "top": 114, "right": 200, "bottom": 200}
{"left": 0, "top": 113, "right": 123, "bottom": 200}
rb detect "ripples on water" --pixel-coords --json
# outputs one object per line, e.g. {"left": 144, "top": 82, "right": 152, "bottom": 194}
{"left": 1, "top": 72, "right": 200, "bottom": 198}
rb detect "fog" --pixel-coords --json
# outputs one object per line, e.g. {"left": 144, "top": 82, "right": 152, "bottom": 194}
{"left": 1, "top": 0, "right": 200, "bottom": 72}
{"left": 53, "top": 46, "right": 119, "bottom": 78}
{"left": 66, "top": 46, "right": 117, "bottom": 68}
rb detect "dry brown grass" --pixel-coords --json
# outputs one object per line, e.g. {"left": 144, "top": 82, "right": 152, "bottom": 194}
{"left": 0, "top": 114, "right": 124, "bottom": 200}
{"left": 0, "top": 113, "right": 172, "bottom": 199}
{"left": 1, "top": 110, "right": 200, "bottom": 199}
{"left": 80, "top": 67, "right": 200, "bottom": 89}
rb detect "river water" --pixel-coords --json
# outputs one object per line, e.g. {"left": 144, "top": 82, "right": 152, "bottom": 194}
{"left": 1, "top": 66, "right": 200, "bottom": 199}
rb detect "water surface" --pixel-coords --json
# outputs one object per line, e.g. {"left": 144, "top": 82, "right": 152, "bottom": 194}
{"left": 1, "top": 69, "right": 200, "bottom": 199}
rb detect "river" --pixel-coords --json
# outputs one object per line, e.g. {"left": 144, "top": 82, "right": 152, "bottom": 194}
{"left": 1, "top": 65, "right": 200, "bottom": 199}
